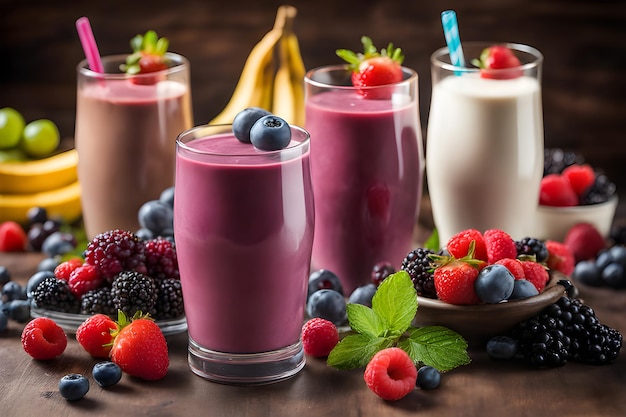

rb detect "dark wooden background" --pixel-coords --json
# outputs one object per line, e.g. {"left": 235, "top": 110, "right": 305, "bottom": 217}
{"left": 1, "top": 0, "right": 625, "bottom": 198}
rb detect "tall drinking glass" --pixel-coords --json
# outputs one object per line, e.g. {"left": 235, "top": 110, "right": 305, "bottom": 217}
{"left": 174, "top": 124, "right": 314, "bottom": 385}
{"left": 75, "top": 53, "right": 193, "bottom": 239}
{"left": 426, "top": 43, "right": 544, "bottom": 244}
{"left": 305, "top": 66, "right": 424, "bottom": 294}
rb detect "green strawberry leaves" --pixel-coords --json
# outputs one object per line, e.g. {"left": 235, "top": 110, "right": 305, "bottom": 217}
{"left": 327, "top": 271, "right": 471, "bottom": 371}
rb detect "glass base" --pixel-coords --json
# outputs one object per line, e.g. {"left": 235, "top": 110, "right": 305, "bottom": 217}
{"left": 187, "top": 338, "right": 305, "bottom": 385}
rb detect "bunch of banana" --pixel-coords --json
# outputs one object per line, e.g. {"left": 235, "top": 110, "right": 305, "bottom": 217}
{"left": 209, "top": 5, "right": 307, "bottom": 127}
{"left": 0, "top": 149, "right": 81, "bottom": 224}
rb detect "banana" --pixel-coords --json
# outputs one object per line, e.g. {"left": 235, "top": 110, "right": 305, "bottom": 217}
{"left": 0, "top": 149, "right": 78, "bottom": 194}
{"left": 209, "top": 6, "right": 290, "bottom": 125}
{"left": 0, "top": 180, "right": 82, "bottom": 225}
{"left": 271, "top": 6, "right": 306, "bottom": 127}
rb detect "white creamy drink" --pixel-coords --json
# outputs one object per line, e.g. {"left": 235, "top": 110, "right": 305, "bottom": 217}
{"left": 426, "top": 73, "right": 543, "bottom": 243}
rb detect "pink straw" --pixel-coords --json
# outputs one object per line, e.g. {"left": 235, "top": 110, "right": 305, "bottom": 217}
{"left": 76, "top": 17, "right": 104, "bottom": 73}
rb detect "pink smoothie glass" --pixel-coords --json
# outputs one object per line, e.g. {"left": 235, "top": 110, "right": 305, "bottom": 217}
{"left": 305, "top": 65, "right": 424, "bottom": 294}
{"left": 75, "top": 53, "right": 193, "bottom": 239}
{"left": 174, "top": 124, "right": 314, "bottom": 385}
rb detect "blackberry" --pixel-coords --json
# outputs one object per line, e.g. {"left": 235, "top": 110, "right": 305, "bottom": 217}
{"left": 144, "top": 238, "right": 179, "bottom": 280}
{"left": 32, "top": 276, "right": 80, "bottom": 314}
{"left": 80, "top": 287, "right": 116, "bottom": 316}
{"left": 543, "top": 148, "right": 583, "bottom": 176}
{"left": 515, "top": 237, "right": 549, "bottom": 263}
{"left": 111, "top": 271, "right": 158, "bottom": 317}
{"left": 155, "top": 278, "right": 184, "bottom": 319}
{"left": 401, "top": 248, "right": 436, "bottom": 298}
{"left": 84, "top": 229, "right": 147, "bottom": 282}
{"left": 371, "top": 261, "right": 395, "bottom": 287}
{"left": 580, "top": 173, "right": 616, "bottom": 205}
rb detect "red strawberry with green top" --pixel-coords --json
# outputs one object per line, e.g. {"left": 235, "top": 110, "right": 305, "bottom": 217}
{"left": 120, "top": 30, "right": 170, "bottom": 84}
{"left": 562, "top": 164, "right": 596, "bottom": 198}
{"left": 446, "top": 229, "right": 489, "bottom": 262}
{"left": 431, "top": 242, "right": 487, "bottom": 305}
{"left": 472, "top": 45, "right": 522, "bottom": 80}
{"left": 539, "top": 174, "right": 579, "bottom": 207}
{"left": 545, "top": 240, "right": 575, "bottom": 276}
{"left": 109, "top": 311, "right": 169, "bottom": 380}
{"left": 336, "top": 36, "right": 404, "bottom": 99}
{"left": 76, "top": 313, "right": 117, "bottom": 358}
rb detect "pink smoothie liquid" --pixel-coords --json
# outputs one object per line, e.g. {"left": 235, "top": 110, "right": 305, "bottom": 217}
{"left": 305, "top": 90, "right": 423, "bottom": 294}
{"left": 75, "top": 74, "right": 192, "bottom": 239}
{"left": 174, "top": 131, "right": 314, "bottom": 353}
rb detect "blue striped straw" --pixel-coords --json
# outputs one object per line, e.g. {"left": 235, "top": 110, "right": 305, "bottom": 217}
{"left": 441, "top": 10, "right": 465, "bottom": 68}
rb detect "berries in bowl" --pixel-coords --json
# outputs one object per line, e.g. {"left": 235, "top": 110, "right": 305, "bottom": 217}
{"left": 533, "top": 148, "right": 618, "bottom": 241}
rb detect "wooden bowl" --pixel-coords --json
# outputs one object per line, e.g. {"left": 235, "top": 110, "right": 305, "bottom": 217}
{"left": 412, "top": 273, "right": 569, "bottom": 346}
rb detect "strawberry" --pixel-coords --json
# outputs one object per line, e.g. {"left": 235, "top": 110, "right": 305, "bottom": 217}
{"left": 446, "top": 229, "right": 489, "bottom": 262}
{"left": 563, "top": 222, "right": 606, "bottom": 262}
{"left": 494, "top": 258, "right": 525, "bottom": 280}
{"left": 539, "top": 174, "right": 579, "bottom": 207}
{"left": 545, "top": 240, "right": 575, "bottom": 276}
{"left": 483, "top": 229, "right": 517, "bottom": 264}
{"left": 520, "top": 261, "right": 550, "bottom": 292}
{"left": 76, "top": 314, "right": 117, "bottom": 358}
{"left": 432, "top": 243, "right": 486, "bottom": 305}
{"left": 109, "top": 311, "right": 169, "bottom": 381}
{"left": 120, "top": 30, "right": 170, "bottom": 84}
{"left": 54, "top": 258, "right": 84, "bottom": 281}
{"left": 472, "top": 45, "right": 522, "bottom": 79}
{"left": 562, "top": 164, "right": 595, "bottom": 198}
{"left": 0, "top": 221, "right": 27, "bottom": 252}
{"left": 336, "top": 36, "right": 404, "bottom": 98}
{"left": 21, "top": 317, "right": 67, "bottom": 360}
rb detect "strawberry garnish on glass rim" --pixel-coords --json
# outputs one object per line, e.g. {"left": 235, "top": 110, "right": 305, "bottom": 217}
{"left": 336, "top": 36, "right": 405, "bottom": 98}
{"left": 120, "top": 30, "right": 170, "bottom": 83}
{"left": 471, "top": 45, "right": 522, "bottom": 80}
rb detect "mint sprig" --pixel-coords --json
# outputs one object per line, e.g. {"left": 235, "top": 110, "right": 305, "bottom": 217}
{"left": 327, "top": 271, "right": 471, "bottom": 371}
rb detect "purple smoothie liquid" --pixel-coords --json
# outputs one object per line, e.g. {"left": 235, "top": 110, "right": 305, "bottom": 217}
{"left": 75, "top": 78, "right": 192, "bottom": 239}
{"left": 174, "top": 133, "right": 314, "bottom": 353}
{"left": 305, "top": 90, "right": 422, "bottom": 294}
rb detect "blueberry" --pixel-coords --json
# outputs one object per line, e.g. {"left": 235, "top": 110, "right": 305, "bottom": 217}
{"left": 595, "top": 250, "right": 613, "bottom": 270}
{"left": 159, "top": 186, "right": 175, "bottom": 208}
{"left": 37, "top": 257, "right": 59, "bottom": 273}
{"left": 0, "top": 265, "right": 11, "bottom": 286}
{"left": 0, "top": 310, "right": 8, "bottom": 332}
{"left": 2, "top": 281, "right": 26, "bottom": 302}
{"left": 348, "top": 283, "right": 377, "bottom": 307}
{"left": 250, "top": 115, "right": 291, "bottom": 151}
{"left": 416, "top": 366, "right": 441, "bottom": 390}
{"left": 58, "top": 374, "right": 89, "bottom": 401}
{"left": 601, "top": 263, "right": 625, "bottom": 289}
{"left": 232, "top": 107, "right": 271, "bottom": 144}
{"left": 138, "top": 200, "right": 174, "bottom": 235}
{"left": 306, "top": 289, "right": 347, "bottom": 325}
{"left": 486, "top": 335, "right": 518, "bottom": 360}
{"left": 92, "top": 361, "right": 123, "bottom": 387}
{"left": 608, "top": 245, "right": 626, "bottom": 268}
{"left": 572, "top": 260, "right": 602, "bottom": 287}
{"left": 26, "top": 270, "right": 55, "bottom": 299}
{"left": 308, "top": 269, "right": 343, "bottom": 299}
{"left": 41, "top": 231, "right": 76, "bottom": 257}
{"left": 508, "top": 279, "right": 539, "bottom": 300}
{"left": 3, "top": 299, "right": 31, "bottom": 322}
{"left": 474, "top": 264, "right": 514, "bottom": 303}
{"left": 135, "top": 227, "right": 155, "bottom": 241}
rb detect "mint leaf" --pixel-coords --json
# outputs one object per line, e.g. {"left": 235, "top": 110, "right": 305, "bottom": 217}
{"left": 346, "top": 303, "right": 387, "bottom": 338}
{"left": 398, "top": 326, "right": 471, "bottom": 372}
{"left": 424, "top": 228, "right": 439, "bottom": 252}
{"left": 327, "top": 333, "right": 395, "bottom": 370}
{"left": 371, "top": 271, "right": 417, "bottom": 335}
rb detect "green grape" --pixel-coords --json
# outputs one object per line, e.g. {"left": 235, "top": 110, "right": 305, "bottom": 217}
{"left": 0, "top": 107, "right": 25, "bottom": 149}
{"left": 0, "top": 148, "right": 29, "bottom": 162}
{"left": 21, "top": 119, "right": 60, "bottom": 158}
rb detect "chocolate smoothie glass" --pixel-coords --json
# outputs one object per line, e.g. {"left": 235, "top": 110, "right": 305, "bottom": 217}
{"left": 75, "top": 53, "right": 193, "bottom": 239}
{"left": 305, "top": 66, "right": 424, "bottom": 294}
{"left": 174, "top": 124, "right": 314, "bottom": 385}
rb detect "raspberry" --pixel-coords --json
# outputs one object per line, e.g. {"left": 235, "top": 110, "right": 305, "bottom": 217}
{"left": 539, "top": 174, "right": 578, "bottom": 207}
{"left": 21, "top": 317, "right": 68, "bottom": 360}
{"left": 401, "top": 248, "right": 436, "bottom": 298}
{"left": 562, "top": 164, "right": 595, "bottom": 197}
{"left": 301, "top": 318, "right": 339, "bottom": 357}
{"left": 364, "top": 347, "right": 417, "bottom": 401}
{"left": 520, "top": 261, "right": 549, "bottom": 292}
{"left": 564, "top": 223, "right": 606, "bottom": 263}
{"left": 494, "top": 258, "right": 525, "bottom": 280}
{"left": 144, "top": 238, "right": 179, "bottom": 280}
{"left": 0, "top": 221, "right": 27, "bottom": 252}
{"left": 84, "top": 229, "right": 147, "bottom": 282}
{"left": 54, "top": 258, "right": 84, "bottom": 281}
{"left": 483, "top": 229, "right": 517, "bottom": 264}
{"left": 446, "top": 229, "right": 488, "bottom": 262}
{"left": 545, "top": 240, "right": 575, "bottom": 276}
{"left": 68, "top": 264, "right": 104, "bottom": 298}
{"left": 76, "top": 314, "right": 117, "bottom": 358}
